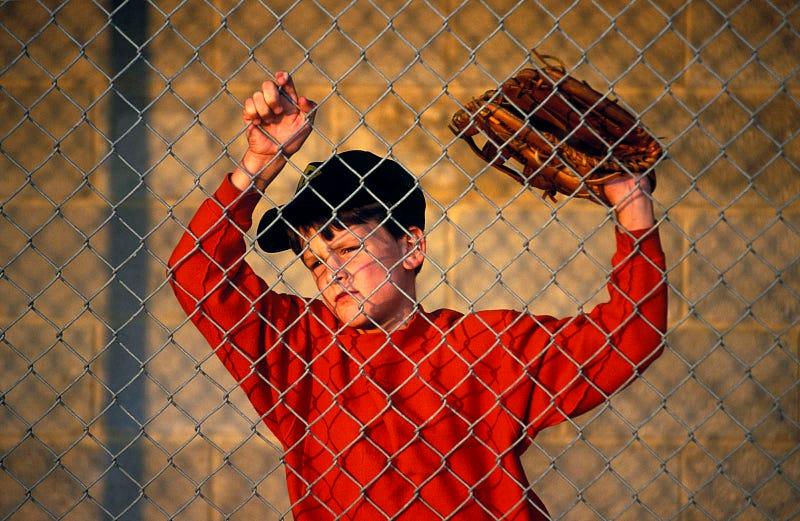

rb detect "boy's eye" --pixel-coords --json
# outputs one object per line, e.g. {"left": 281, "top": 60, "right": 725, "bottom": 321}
{"left": 305, "top": 245, "right": 359, "bottom": 270}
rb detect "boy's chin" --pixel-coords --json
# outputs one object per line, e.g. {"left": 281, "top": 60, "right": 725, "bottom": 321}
{"left": 332, "top": 305, "right": 383, "bottom": 332}
{"left": 337, "top": 309, "right": 374, "bottom": 330}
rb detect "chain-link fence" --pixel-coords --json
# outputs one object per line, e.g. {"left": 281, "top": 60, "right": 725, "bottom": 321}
{"left": 1, "top": 0, "right": 798, "bottom": 519}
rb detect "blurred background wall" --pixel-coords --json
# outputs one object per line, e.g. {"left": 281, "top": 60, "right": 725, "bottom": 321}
{"left": 1, "top": 0, "right": 797, "bottom": 519}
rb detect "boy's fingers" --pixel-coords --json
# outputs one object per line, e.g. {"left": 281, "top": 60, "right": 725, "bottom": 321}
{"left": 243, "top": 98, "right": 258, "bottom": 120}
{"left": 252, "top": 91, "right": 273, "bottom": 120}
{"left": 276, "top": 71, "right": 298, "bottom": 103}
{"left": 242, "top": 111, "right": 261, "bottom": 125}
{"left": 261, "top": 80, "right": 283, "bottom": 115}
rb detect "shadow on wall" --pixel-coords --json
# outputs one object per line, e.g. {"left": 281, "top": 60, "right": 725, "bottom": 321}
{"left": 102, "top": 1, "right": 149, "bottom": 519}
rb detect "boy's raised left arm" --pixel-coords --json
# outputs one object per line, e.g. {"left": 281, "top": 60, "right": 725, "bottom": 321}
{"left": 522, "top": 173, "right": 667, "bottom": 434}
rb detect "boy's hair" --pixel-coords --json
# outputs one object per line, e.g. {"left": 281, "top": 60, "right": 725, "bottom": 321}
{"left": 287, "top": 201, "right": 424, "bottom": 275}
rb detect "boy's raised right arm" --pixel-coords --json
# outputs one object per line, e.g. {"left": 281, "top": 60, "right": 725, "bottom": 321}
{"left": 166, "top": 73, "right": 315, "bottom": 439}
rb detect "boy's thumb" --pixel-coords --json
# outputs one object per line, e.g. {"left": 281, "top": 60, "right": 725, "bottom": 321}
{"left": 299, "top": 97, "right": 317, "bottom": 117}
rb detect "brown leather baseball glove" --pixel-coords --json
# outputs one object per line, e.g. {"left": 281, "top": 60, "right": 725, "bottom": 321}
{"left": 449, "top": 53, "right": 662, "bottom": 206}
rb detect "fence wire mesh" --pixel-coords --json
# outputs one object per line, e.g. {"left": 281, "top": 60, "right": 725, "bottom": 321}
{"left": 1, "top": 0, "right": 798, "bottom": 519}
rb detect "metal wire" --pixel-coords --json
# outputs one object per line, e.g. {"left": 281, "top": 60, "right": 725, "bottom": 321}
{"left": 1, "top": 0, "right": 798, "bottom": 519}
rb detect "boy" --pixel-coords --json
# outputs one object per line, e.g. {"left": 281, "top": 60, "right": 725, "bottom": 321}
{"left": 168, "top": 72, "right": 667, "bottom": 520}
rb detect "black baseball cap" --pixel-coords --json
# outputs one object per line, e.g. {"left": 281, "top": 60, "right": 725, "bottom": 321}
{"left": 256, "top": 150, "right": 426, "bottom": 252}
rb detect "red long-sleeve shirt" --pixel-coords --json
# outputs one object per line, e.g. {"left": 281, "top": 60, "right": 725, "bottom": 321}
{"left": 168, "top": 175, "right": 667, "bottom": 520}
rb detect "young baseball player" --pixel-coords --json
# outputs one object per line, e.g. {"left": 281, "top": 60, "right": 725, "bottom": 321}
{"left": 168, "top": 72, "right": 667, "bottom": 520}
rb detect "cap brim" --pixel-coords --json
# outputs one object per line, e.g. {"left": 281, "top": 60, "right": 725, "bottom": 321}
{"left": 256, "top": 186, "right": 328, "bottom": 252}
{"left": 256, "top": 206, "right": 293, "bottom": 253}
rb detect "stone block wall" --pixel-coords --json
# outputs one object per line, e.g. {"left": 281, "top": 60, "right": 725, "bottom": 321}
{"left": 1, "top": 0, "right": 797, "bottom": 519}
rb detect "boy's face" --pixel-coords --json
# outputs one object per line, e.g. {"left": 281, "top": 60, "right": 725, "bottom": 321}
{"left": 299, "top": 221, "right": 424, "bottom": 332}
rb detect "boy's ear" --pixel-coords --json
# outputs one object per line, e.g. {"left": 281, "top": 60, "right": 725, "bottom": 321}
{"left": 400, "top": 226, "right": 426, "bottom": 271}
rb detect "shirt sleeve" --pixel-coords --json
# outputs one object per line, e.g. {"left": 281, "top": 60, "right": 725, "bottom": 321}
{"left": 522, "top": 226, "right": 668, "bottom": 435}
{"left": 167, "top": 175, "right": 309, "bottom": 446}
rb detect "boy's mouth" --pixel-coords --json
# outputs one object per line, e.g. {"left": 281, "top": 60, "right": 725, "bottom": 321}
{"left": 334, "top": 291, "right": 359, "bottom": 303}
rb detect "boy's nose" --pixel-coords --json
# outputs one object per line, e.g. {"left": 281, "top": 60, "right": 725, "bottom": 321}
{"left": 327, "top": 255, "right": 350, "bottom": 280}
